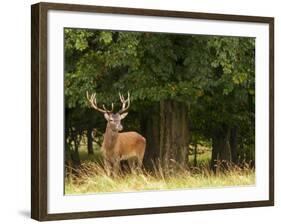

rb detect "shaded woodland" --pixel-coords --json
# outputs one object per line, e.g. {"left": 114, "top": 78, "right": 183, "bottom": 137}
{"left": 64, "top": 29, "right": 255, "bottom": 173}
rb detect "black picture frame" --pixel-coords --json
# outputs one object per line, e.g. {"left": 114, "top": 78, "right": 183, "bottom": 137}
{"left": 31, "top": 2, "right": 274, "bottom": 221}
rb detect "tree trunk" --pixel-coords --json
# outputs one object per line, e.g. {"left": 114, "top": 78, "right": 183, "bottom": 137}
{"left": 71, "top": 150, "right": 81, "bottom": 167}
{"left": 87, "top": 127, "right": 94, "bottom": 155}
{"left": 141, "top": 104, "right": 160, "bottom": 169}
{"left": 69, "top": 129, "right": 82, "bottom": 169}
{"left": 211, "top": 125, "right": 232, "bottom": 171}
{"left": 160, "top": 100, "right": 190, "bottom": 167}
{"left": 65, "top": 143, "right": 73, "bottom": 177}
{"left": 230, "top": 126, "right": 238, "bottom": 164}
{"left": 193, "top": 143, "right": 198, "bottom": 167}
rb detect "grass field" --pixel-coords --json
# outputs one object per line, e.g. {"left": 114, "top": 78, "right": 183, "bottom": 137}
{"left": 65, "top": 145, "right": 255, "bottom": 195}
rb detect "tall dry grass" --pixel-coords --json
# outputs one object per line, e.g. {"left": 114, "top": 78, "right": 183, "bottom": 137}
{"left": 65, "top": 160, "right": 255, "bottom": 195}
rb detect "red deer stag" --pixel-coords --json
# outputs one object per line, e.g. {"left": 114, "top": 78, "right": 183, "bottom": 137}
{"left": 86, "top": 92, "right": 146, "bottom": 172}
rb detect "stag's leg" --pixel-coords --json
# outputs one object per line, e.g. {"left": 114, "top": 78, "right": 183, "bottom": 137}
{"left": 136, "top": 139, "right": 146, "bottom": 171}
{"left": 136, "top": 159, "right": 143, "bottom": 172}
{"left": 103, "top": 158, "right": 112, "bottom": 176}
{"left": 128, "top": 155, "right": 144, "bottom": 174}
{"left": 137, "top": 150, "right": 145, "bottom": 169}
{"left": 120, "top": 160, "right": 131, "bottom": 173}
{"left": 112, "top": 159, "right": 121, "bottom": 176}
{"left": 137, "top": 158, "right": 143, "bottom": 168}
{"left": 128, "top": 158, "right": 137, "bottom": 172}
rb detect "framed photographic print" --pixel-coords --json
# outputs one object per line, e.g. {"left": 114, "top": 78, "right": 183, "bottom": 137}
{"left": 31, "top": 2, "right": 274, "bottom": 221}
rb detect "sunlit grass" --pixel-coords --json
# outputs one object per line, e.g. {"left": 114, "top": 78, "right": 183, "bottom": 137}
{"left": 65, "top": 160, "right": 255, "bottom": 195}
{"left": 189, "top": 149, "right": 212, "bottom": 165}
{"left": 66, "top": 143, "right": 254, "bottom": 194}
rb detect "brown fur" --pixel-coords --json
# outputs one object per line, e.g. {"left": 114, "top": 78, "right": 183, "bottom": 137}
{"left": 102, "top": 127, "right": 146, "bottom": 168}
{"left": 87, "top": 92, "right": 145, "bottom": 170}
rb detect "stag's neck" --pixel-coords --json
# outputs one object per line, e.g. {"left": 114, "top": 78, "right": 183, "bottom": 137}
{"left": 102, "top": 123, "right": 119, "bottom": 151}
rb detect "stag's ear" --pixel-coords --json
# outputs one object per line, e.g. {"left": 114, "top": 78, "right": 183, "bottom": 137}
{"left": 104, "top": 113, "right": 110, "bottom": 121}
{"left": 120, "top": 112, "right": 128, "bottom": 120}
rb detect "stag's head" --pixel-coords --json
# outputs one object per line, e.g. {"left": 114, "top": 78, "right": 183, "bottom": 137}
{"left": 86, "top": 92, "right": 130, "bottom": 132}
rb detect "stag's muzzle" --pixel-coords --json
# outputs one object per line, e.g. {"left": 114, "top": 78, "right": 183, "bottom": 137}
{"left": 117, "top": 124, "right": 123, "bottom": 131}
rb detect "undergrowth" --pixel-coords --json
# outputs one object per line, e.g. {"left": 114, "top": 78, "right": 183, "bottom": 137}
{"left": 65, "top": 160, "right": 255, "bottom": 194}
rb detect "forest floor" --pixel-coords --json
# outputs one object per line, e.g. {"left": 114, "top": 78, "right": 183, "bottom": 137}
{"left": 65, "top": 147, "right": 255, "bottom": 195}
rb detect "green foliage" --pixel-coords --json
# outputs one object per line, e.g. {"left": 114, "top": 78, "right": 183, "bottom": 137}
{"left": 64, "top": 28, "right": 255, "bottom": 165}
{"left": 65, "top": 28, "right": 94, "bottom": 51}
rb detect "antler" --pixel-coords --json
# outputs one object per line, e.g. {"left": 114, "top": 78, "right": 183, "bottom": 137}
{"left": 118, "top": 92, "right": 130, "bottom": 114}
{"left": 86, "top": 91, "right": 114, "bottom": 114}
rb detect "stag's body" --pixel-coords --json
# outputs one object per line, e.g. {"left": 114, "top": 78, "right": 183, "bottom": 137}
{"left": 86, "top": 92, "right": 146, "bottom": 172}
{"left": 102, "top": 128, "right": 146, "bottom": 166}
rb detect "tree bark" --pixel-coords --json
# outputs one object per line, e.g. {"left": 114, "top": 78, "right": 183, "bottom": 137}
{"left": 230, "top": 126, "right": 238, "bottom": 164}
{"left": 87, "top": 127, "right": 94, "bottom": 155}
{"left": 159, "top": 100, "right": 190, "bottom": 167}
{"left": 193, "top": 143, "right": 198, "bottom": 167}
{"left": 211, "top": 125, "right": 232, "bottom": 171}
{"left": 72, "top": 133, "right": 81, "bottom": 167}
{"left": 141, "top": 104, "right": 160, "bottom": 169}
{"left": 71, "top": 150, "right": 81, "bottom": 167}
